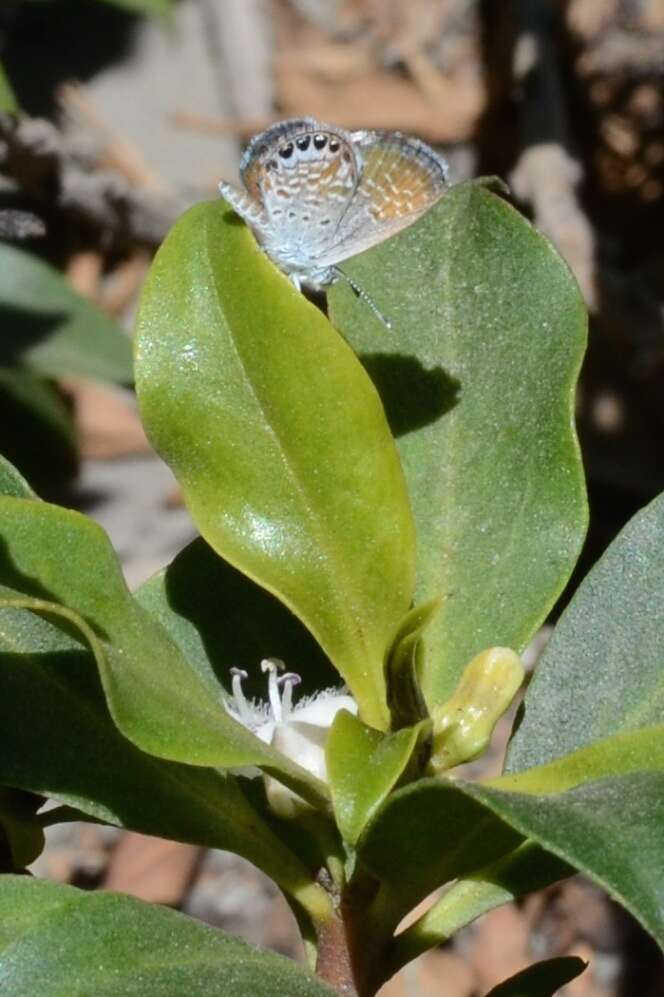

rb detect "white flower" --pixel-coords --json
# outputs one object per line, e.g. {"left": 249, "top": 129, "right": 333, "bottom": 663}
{"left": 226, "top": 658, "right": 357, "bottom": 818}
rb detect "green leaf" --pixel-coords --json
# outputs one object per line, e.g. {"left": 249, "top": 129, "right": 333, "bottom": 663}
{"left": 494, "top": 725, "right": 664, "bottom": 794}
{"left": 0, "top": 455, "right": 36, "bottom": 499}
{"left": 97, "top": 0, "right": 175, "bottom": 14}
{"left": 0, "top": 368, "right": 77, "bottom": 493}
{"left": 0, "top": 603, "right": 331, "bottom": 916}
{"left": 508, "top": 491, "right": 664, "bottom": 771}
{"left": 326, "top": 710, "right": 424, "bottom": 846}
{"left": 0, "top": 62, "right": 17, "bottom": 114}
{"left": 135, "top": 537, "right": 337, "bottom": 702}
{"left": 466, "top": 773, "right": 664, "bottom": 948}
{"left": 0, "top": 496, "right": 329, "bottom": 808}
{"left": 384, "top": 599, "right": 439, "bottom": 728}
{"left": 135, "top": 200, "right": 416, "bottom": 729}
{"left": 0, "top": 243, "right": 133, "bottom": 384}
{"left": 329, "top": 182, "right": 587, "bottom": 708}
{"left": 484, "top": 956, "right": 586, "bottom": 997}
{"left": 0, "top": 876, "right": 335, "bottom": 996}
{"left": 389, "top": 843, "right": 571, "bottom": 974}
{"left": 358, "top": 777, "right": 523, "bottom": 915}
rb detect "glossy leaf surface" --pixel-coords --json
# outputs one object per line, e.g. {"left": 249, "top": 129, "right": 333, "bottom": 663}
{"left": 135, "top": 200, "right": 415, "bottom": 728}
{"left": 329, "top": 182, "right": 587, "bottom": 707}
{"left": 508, "top": 491, "right": 664, "bottom": 771}
{"left": 0, "top": 877, "right": 334, "bottom": 996}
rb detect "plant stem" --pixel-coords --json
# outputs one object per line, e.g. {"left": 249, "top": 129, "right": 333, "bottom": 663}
{"left": 316, "top": 914, "right": 358, "bottom": 996}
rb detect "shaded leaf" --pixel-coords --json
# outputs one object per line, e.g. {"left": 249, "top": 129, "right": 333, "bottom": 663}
{"left": 358, "top": 777, "right": 523, "bottom": 915}
{"left": 98, "top": 0, "right": 175, "bottom": 14}
{"left": 0, "top": 876, "right": 335, "bottom": 996}
{"left": 0, "top": 61, "right": 17, "bottom": 113}
{"left": 0, "top": 788, "right": 44, "bottom": 869}
{"left": 384, "top": 599, "right": 439, "bottom": 729}
{"left": 135, "top": 537, "right": 337, "bottom": 703}
{"left": 389, "top": 843, "right": 571, "bottom": 975}
{"left": 467, "top": 773, "right": 664, "bottom": 948}
{"left": 0, "top": 368, "right": 77, "bottom": 493}
{"left": 0, "top": 243, "right": 133, "bottom": 384}
{"left": 329, "top": 182, "right": 587, "bottom": 708}
{"left": 484, "top": 956, "right": 586, "bottom": 996}
{"left": 135, "top": 200, "right": 415, "bottom": 729}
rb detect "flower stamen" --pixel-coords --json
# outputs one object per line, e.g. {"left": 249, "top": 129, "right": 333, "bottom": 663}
{"left": 261, "top": 657, "right": 287, "bottom": 722}
{"left": 229, "top": 667, "right": 253, "bottom": 724}
{"left": 278, "top": 672, "right": 302, "bottom": 719}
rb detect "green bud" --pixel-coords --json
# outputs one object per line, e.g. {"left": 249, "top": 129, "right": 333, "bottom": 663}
{"left": 428, "top": 647, "right": 524, "bottom": 775}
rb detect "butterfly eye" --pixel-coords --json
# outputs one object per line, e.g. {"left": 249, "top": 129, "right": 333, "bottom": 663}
{"left": 296, "top": 135, "right": 311, "bottom": 151}
{"left": 313, "top": 134, "right": 327, "bottom": 150}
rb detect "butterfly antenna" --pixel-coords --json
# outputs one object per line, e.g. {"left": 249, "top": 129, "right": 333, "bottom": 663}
{"left": 334, "top": 269, "right": 392, "bottom": 329}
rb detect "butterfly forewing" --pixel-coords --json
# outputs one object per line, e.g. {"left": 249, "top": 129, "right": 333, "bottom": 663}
{"left": 314, "top": 131, "right": 448, "bottom": 266}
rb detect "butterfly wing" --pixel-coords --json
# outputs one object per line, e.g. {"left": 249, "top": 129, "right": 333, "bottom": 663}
{"left": 313, "top": 130, "right": 448, "bottom": 267}
{"left": 239, "top": 119, "right": 362, "bottom": 268}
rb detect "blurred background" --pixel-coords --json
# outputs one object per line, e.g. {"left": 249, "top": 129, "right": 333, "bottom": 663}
{"left": 1, "top": 1, "right": 663, "bottom": 994}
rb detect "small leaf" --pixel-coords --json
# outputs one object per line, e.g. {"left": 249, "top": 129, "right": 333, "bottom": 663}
{"left": 388, "top": 842, "right": 571, "bottom": 975}
{"left": 384, "top": 599, "right": 439, "bottom": 729}
{"left": 484, "top": 956, "right": 586, "bottom": 996}
{"left": 97, "top": 0, "right": 175, "bottom": 13}
{"left": 0, "top": 243, "right": 133, "bottom": 384}
{"left": 135, "top": 200, "right": 416, "bottom": 729}
{"left": 0, "top": 61, "right": 17, "bottom": 113}
{"left": 326, "top": 710, "right": 424, "bottom": 846}
{"left": 329, "top": 182, "right": 587, "bottom": 708}
{"left": 493, "top": 725, "right": 664, "bottom": 795}
{"left": 0, "top": 455, "right": 36, "bottom": 499}
{"left": 0, "top": 876, "right": 335, "bottom": 996}
{"left": 508, "top": 491, "right": 664, "bottom": 772}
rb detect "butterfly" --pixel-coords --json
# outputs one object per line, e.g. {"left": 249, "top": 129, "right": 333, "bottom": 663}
{"left": 218, "top": 117, "right": 449, "bottom": 325}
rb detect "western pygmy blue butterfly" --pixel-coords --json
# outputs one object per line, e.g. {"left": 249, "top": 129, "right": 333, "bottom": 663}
{"left": 218, "top": 117, "right": 449, "bottom": 326}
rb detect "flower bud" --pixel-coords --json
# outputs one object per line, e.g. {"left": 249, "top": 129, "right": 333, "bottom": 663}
{"left": 428, "top": 647, "right": 524, "bottom": 775}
